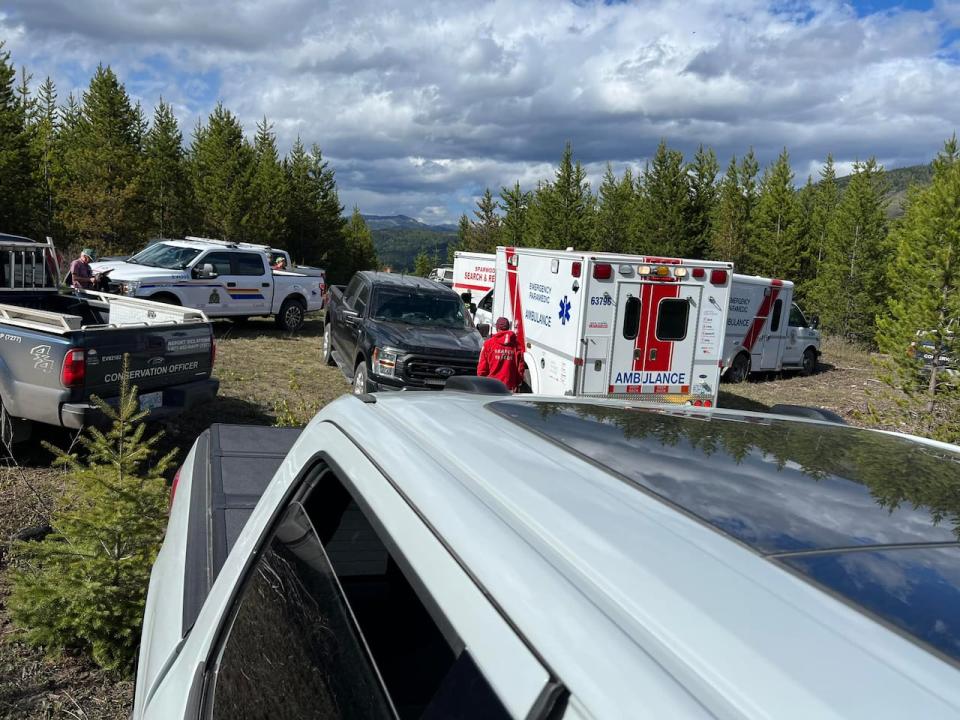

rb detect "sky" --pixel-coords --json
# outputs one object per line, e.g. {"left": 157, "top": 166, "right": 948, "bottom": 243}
{"left": 2, "top": 0, "right": 959, "bottom": 225}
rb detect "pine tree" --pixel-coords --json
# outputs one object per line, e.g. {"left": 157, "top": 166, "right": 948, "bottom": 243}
{"left": 142, "top": 100, "right": 193, "bottom": 239}
{"left": 189, "top": 103, "right": 252, "bottom": 240}
{"left": 533, "top": 143, "right": 594, "bottom": 250}
{"left": 465, "top": 188, "right": 500, "bottom": 253}
{"left": 808, "top": 158, "right": 890, "bottom": 343}
{"left": 709, "top": 156, "right": 746, "bottom": 267}
{"left": 29, "top": 77, "right": 58, "bottom": 236}
{"left": 309, "top": 144, "right": 346, "bottom": 267}
{"left": 53, "top": 65, "right": 146, "bottom": 255}
{"left": 456, "top": 212, "right": 471, "bottom": 249}
{"left": 633, "top": 140, "right": 689, "bottom": 256}
{"left": 413, "top": 250, "right": 432, "bottom": 277}
{"left": 242, "top": 117, "right": 287, "bottom": 245}
{"left": 500, "top": 181, "right": 531, "bottom": 248}
{"left": 330, "top": 206, "right": 377, "bottom": 282}
{"left": 794, "top": 176, "right": 817, "bottom": 294}
{"left": 684, "top": 145, "right": 718, "bottom": 258}
{"left": 8, "top": 361, "right": 176, "bottom": 673}
{"left": 807, "top": 155, "right": 840, "bottom": 282}
{"left": 594, "top": 165, "right": 634, "bottom": 253}
{"left": 749, "top": 148, "right": 800, "bottom": 278}
{"left": 874, "top": 137, "right": 960, "bottom": 441}
{"left": 0, "top": 43, "right": 38, "bottom": 235}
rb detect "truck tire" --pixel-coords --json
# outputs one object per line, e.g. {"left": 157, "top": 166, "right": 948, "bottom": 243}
{"left": 800, "top": 347, "right": 818, "bottom": 376}
{"left": 728, "top": 352, "right": 750, "bottom": 384}
{"left": 322, "top": 323, "right": 337, "bottom": 366}
{"left": 353, "top": 362, "right": 370, "bottom": 395}
{"left": 276, "top": 298, "right": 305, "bottom": 332}
{"left": 150, "top": 293, "right": 180, "bottom": 305}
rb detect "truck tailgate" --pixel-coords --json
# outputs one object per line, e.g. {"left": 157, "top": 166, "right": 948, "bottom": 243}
{"left": 181, "top": 424, "right": 302, "bottom": 635}
{"left": 83, "top": 323, "right": 214, "bottom": 397}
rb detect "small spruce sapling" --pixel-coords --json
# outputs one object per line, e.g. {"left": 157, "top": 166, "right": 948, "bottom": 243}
{"left": 9, "top": 357, "right": 176, "bottom": 673}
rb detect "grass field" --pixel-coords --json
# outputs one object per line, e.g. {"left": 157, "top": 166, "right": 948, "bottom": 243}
{"left": 0, "top": 319, "right": 902, "bottom": 718}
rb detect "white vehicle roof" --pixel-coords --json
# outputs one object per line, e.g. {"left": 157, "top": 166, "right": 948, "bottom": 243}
{"left": 502, "top": 246, "right": 734, "bottom": 267}
{"left": 733, "top": 273, "right": 796, "bottom": 289}
{"left": 311, "top": 392, "right": 960, "bottom": 718}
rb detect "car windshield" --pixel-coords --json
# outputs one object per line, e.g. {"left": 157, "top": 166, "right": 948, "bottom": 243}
{"left": 127, "top": 243, "right": 202, "bottom": 269}
{"left": 372, "top": 291, "right": 469, "bottom": 328}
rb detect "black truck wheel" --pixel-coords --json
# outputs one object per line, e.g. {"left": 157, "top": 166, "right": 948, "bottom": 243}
{"left": 322, "top": 323, "right": 337, "bottom": 366}
{"left": 276, "top": 298, "right": 305, "bottom": 332}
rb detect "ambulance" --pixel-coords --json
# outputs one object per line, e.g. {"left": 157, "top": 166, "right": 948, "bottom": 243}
{"left": 491, "top": 247, "right": 733, "bottom": 406}
{"left": 723, "top": 275, "right": 821, "bottom": 382}
{"left": 452, "top": 251, "right": 496, "bottom": 305}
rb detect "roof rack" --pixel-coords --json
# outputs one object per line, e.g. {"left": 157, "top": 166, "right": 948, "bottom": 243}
{"left": 183, "top": 236, "right": 275, "bottom": 253}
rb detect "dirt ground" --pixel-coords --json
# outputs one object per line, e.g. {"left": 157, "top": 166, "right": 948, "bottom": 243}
{"left": 0, "top": 323, "right": 904, "bottom": 718}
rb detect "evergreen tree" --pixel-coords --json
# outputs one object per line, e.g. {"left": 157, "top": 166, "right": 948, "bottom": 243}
{"left": 499, "top": 181, "right": 531, "bottom": 248}
{"left": 0, "top": 43, "right": 38, "bottom": 235}
{"left": 874, "top": 137, "right": 960, "bottom": 442}
{"left": 807, "top": 155, "right": 840, "bottom": 282}
{"left": 808, "top": 158, "right": 890, "bottom": 342}
{"left": 456, "top": 212, "right": 470, "bottom": 248}
{"left": 749, "top": 148, "right": 800, "bottom": 278}
{"left": 465, "top": 187, "right": 500, "bottom": 253}
{"left": 282, "top": 140, "right": 344, "bottom": 267}
{"left": 29, "top": 77, "right": 58, "bottom": 236}
{"left": 9, "top": 362, "right": 176, "bottom": 673}
{"left": 594, "top": 165, "right": 634, "bottom": 253}
{"left": 684, "top": 145, "right": 719, "bottom": 258}
{"left": 532, "top": 143, "right": 594, "bottom": 250}
{"left": 708, "top": 156, "right": 747, "bottom": 267}
{"left": 794, "top": 176, "right": 818, "bottom": 294}
{"left": 329, "top": 206, "right": 377, "bottom": 283}
{"left": 633, "top": 140, "right": 689, "bottom": 256}
{"left": 413, "top": 250, "right": 433, "bottom": 277}
{"left": 190, "top": 103, "right": 252, "bottom": 240}
{"left": 53, "top": 65, "right": 145, "bottom": 255}
{"left": 243, "top": 117, "right": 287, "bottom": 245}
{"left": 309, "top": 144, "right": 347, "bottom": 268}
{"left": 142, "top": 100, "right": 193, "bottom": 239}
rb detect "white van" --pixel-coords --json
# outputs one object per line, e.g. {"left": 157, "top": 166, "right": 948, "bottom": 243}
{"left": 452, "top": 251, "right": 496, "bottom": 306}
{"left": 491, "top": 247, "right": 733, "bottom": 406}
{"left": 723, "top": 274, "right": 821, "bottom": 382}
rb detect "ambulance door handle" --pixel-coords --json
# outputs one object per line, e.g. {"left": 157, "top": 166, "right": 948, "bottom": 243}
{"left": 649, "top": 348, "right": 657, "bottom": 361}
{"left": 633, "top": 349, "right": 642, "bottom": 360}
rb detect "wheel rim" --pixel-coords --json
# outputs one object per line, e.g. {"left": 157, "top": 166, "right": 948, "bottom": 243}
{"left": 323, "top": 326, "right": 330, "bottom": 358}
{"left": 285, "top": 304, "right": 302, "bottom": 328}
{"left": 353, "top": 370, "right": 365, "bottom": 394}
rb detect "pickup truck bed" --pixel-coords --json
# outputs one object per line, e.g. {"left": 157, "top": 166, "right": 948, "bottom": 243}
{"left": 181, "top": 424, "right": 302, "bottom": 634}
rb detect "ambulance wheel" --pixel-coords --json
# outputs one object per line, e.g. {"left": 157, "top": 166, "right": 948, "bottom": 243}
{"left": 519, "top": 369, "right": 533, "bottom": 394}
{"left": 800, "top": 348, "right": 818, "bottom": 376}
{"left": 729, "top": 353, "right": 750, "bottom": 384}
{"left": 322, "top": 323, "right": 337, "bottom": 366}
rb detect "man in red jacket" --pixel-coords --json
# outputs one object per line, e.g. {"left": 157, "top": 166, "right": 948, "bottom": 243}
{"left": 477, "top": 317, "right": 526, "bottom": 392}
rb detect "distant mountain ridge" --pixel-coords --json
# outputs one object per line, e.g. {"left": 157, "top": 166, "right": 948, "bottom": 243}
{"left": 363, "top": 214, "right": 458, "bottom": 271}
{"left": 362, "top": 214, "right": 457, "bottom": 232}
{"left": 834, "top": 162, "right": 933, "bottom": 218}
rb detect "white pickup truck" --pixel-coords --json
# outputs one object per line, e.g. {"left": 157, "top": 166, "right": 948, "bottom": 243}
{"left": 134, "top": 385, "right": 960, "bottom": 719}
{"left": 92, "top": 238, "right": 324, "bottom": 331}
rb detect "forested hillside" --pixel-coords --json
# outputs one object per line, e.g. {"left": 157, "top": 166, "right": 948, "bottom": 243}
{"left": 364, "top": 215, "right": 457, "bottom": 270}
{"left": 836, "top": 162, "right": 934, "bottom": 217}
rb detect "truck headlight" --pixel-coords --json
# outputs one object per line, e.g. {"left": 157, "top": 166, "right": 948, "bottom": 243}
{"left": 121, "top": 281, "right": 140, "bottom": 296}
{"left": 371, "top": 347, "right": 400, "bottom": 377}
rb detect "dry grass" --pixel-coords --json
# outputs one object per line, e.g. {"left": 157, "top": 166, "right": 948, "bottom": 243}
{"left": 0, "top": 325, "right": 920, "bottom": 718}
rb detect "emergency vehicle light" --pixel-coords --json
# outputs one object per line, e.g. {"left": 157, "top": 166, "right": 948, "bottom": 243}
{"left": 674, "top": 267, "right": 688, "bottom": 277}
{"left": 571, "top": 261, "right": 581, "bottom": 278}
{"left": 638, "top": 265, "right": 651, "bottom": 275}
{"left": 593, "top": 263, "right": 613, "bottom": 280}
{"left": 655, "top": 266, "right": 670, "bottom": 276}
{"left": 692, "top": 268, "right": 706, "bottom": 279}
{"left": 710, "top": 269, "right": 728, "bottom": 285}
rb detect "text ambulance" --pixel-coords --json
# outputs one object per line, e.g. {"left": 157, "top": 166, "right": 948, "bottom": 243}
{"left": 722, "top": 275, "right": 821, "bottom": 382}
{"left": 491, "top": 247, "right": 733, "bottom": 406}
{"left": 452, "top": 251, "right": 496, "bottom": 305}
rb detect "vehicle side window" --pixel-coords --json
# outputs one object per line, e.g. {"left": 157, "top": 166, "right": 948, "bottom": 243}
{"left": 344, "top": 277, "right": 362, "bottom": 307}
{"left": 789, "top": 303, "right": 806, "bottom": 328}
{"left": 656, "top": 298, "right": 689, "bottom": 341}
{"left": 233, "top": 253, "right": 265, "bottom": 276}
{"left": 202, "top": 252, "right": 233, "bottom": 276}
{"left": 479, "top": 291, "right": 493, "bottom": 312}
{"left": 355, "top": 284, "right": 370, "bottom": 315}
{"left": 205, "top": 464, "right": 510, "bottom": 720}
{"left": 770, "top": 298, "right": 783, "bottom": 333}
{"left": 622, "top": 296, "right": 641, "bottom": 340}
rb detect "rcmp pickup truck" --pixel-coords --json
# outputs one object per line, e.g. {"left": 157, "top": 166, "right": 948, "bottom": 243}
{"left": 91, "top": 237, "right": 324, "bottom": 331}
{"left": 0, "top": 236, "right": 217, "bottom": 442}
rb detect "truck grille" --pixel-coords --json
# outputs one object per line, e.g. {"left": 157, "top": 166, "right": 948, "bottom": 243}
{"left": 403, "top": 355, "right": 478, "bottom": 382}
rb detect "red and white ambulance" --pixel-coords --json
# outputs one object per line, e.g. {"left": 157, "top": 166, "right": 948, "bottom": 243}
{"left": 452, "top": 251, "right": 496, "bottom": 305}
{"left": 491, "top": 247, "right": 733, "bottom": 406}
{"left": 723, "top": 275, "right": 822, "bottom": 382}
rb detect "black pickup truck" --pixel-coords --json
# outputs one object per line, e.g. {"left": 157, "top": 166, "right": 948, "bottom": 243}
{"left": 323, "top": 271, "right": 482, "bottom": 394}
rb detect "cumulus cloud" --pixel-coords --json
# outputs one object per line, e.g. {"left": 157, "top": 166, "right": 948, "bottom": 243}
{"left": 1, "top": 0, "right": 958, "bottom": 222}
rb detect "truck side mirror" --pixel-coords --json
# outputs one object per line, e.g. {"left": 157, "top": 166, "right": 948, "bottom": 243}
{"left": 460, "top": 292, "right": 471, "bottom": 303}
{"left": 342, "top": 308, "right": 360, "bottom": 325}
{"left": 194, "top": 263, "right": 216, "bottom": 279}
{"left": 469, "top": 302, "right": 477, "bottom": 314}
{"left": 810, "top": 315, "right": 820, "bottom": 329}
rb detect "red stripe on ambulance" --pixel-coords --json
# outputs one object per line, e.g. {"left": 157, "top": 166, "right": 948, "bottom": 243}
{"left": 741, "top": 279, "right": 783, "bottom": 352}
{"left": 504, "top": 247, "right": 525, "bottom": 349}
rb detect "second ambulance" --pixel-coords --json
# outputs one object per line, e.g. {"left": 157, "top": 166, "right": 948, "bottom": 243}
{"left": 491, "top": 247, "right": 733, "bottom": 406}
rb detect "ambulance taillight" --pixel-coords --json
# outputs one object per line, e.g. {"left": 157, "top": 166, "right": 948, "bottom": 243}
{"left": 593, "top": 263, "right": 613, "bottom": 280}
{"left": 692, "top": 268, "right": 706, "bottom": 279}
{"left": 572, "top": 261, "right": 581, "bottom": 278}
{"left": 710, "top": 269, "right": 728, "bottom": 285}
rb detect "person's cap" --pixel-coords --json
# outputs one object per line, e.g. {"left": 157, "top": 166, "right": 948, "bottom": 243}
{"left": 81, "top": 248, "right": 96, "bottom": 261}
{"left": 495, "top": 316, "right": 510, "bottom": 331}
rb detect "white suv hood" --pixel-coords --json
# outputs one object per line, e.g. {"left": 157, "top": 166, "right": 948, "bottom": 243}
{"left": 90, "top": 261, "right": 191, "bottom": 283}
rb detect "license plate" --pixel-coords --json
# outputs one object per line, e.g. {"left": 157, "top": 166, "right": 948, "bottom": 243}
{"left": 139, "top": 391, "right": 163, "bottom": 410}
